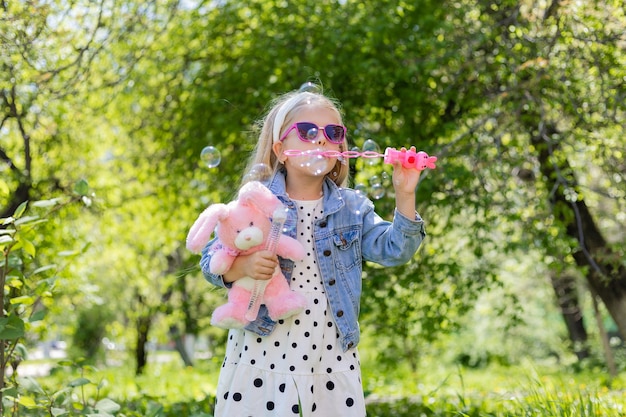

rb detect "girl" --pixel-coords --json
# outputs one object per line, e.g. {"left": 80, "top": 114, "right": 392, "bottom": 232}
{"left": 200, "top": 88, "right": 426, "bottom": 416}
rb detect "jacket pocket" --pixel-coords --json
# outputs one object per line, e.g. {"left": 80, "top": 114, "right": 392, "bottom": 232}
{"left": 331, "top": 229, "right": 361, "bottom": 271}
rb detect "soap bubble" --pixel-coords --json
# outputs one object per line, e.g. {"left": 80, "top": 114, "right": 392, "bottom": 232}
{"left": 369, "top": 175, "right": 382, "bottom": 187}
{"left": 299, "top": 82, "right": 321, "bottom": 93}
{"left": 200, "top": 146, "right": 221, "bottom": 168}
{"left": 362, "top": 139, "right": 382, "bottom": 166}
{"left": 370, "top": 184, "right": 385, "bottom": 200}
{"left": 354, "top": 183, "right": 367, "bottom": 195}
{"left": 381, "top": 171, "right": 391, "bottom": 187}
{"left": 243, "top": 163, "right": 272, "bottom": 183}
{"left": 297, "top": 149, "right": 330, "bottom": 176}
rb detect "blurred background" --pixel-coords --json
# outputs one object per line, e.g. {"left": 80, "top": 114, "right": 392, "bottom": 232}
{"left": 1, "top": 0, "right": 624, "bottom": 414}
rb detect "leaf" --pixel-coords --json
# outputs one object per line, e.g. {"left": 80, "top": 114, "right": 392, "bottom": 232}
{"left": 14, "top": 201, "right": 28, "bottom": 218}
{"left": 74, "top": 179, "right": 90, "bottom": 196}
{"left": 68, "top": 377, "right": 91, "bottom": 387}
{"left": 21, "top": 238, "right": 37, "bottom": 257}
{"left": 95, "top": 398, "right": 121, "bottom": 413}
{"left": 7, "top": 277, "right": 23, "bottom": 288}
{"left": 30, "top": 309, "right": 47, "bottom": 322}
{"left": 57, "top": 250, "right": 81, "bottom": 257}
{"left": 82, "top": 364, "right": 99, "bottom": 372}
{"left": 10, "top": 295, "right": 35, "bottom": 306}
{"left": 32, "top": 264, "right": 58, "bottom": 275}
{"left": 0, "top": 315, "right": 26, "bottom": 339}
{"left": 1, "top": 216, "right": 16, "bottom": 226}
{"left": 146, "top": 402, "right": 165, "bottom": 417}
{"left": 17, "top": 376, "right": 46, "bottom": 395}
{"left": 14, "top": 215, "right": 43, "bottom": 226}
{"left": 15, "top": 343, "right": 28, "bottom": 357}
{"left": 17, "top": 395, "right": 38, "bottom": 408}
{"left": 51, "top": 407, "right": 69, "bottom": 417}
{"left": 31, "top": 198, "right": 64, "bottom": 208}
{"left": 0, "top": 235, "right": 13, "bottom": 245}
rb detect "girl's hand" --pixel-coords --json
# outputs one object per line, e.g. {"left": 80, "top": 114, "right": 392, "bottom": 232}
{"left": 223, "top": 250, "right": 278, "bottom": 283}
{"left": 391, "top": 146, "right": 422, "bottom": 195}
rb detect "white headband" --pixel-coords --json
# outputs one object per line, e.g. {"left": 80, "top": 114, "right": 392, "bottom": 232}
{"left": 272, "top": 93, "right": 318, "bottom": 143}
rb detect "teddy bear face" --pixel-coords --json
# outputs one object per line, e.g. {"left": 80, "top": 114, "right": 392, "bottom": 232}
{"left": 216, "top": 204, "right": 271, "bottom": 252}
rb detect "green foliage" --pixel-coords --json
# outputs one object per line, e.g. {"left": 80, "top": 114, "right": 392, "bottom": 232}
{"left": 28, "top": 355, "right": 218, "bottom": 416}
{"left": 0, "top": 190, "right": 126, "bottom": 415}
{"left": 1, "top": 0, "right": 624, "bottom": 403}
{"left": 70, "top": 306, "right": 115, "bottom": 363}
{"left": 366, "top": 397, "right": 486, "bottom": 417}
{"left": 1, "top": 200, "right": 54, "bottom": 367}
{"left": 26, "top": 357, "right": 626, "bottom": 417}
{"left": 5, "top": 360, "right": 122, "bottom": 416}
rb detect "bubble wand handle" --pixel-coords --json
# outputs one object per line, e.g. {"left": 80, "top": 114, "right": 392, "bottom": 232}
{"left": 245, "top": 206, "right": 288, "bottom": 322}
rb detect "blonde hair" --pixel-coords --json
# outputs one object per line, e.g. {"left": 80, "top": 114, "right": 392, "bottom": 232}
{"left": 242, "top": 90, "right": 350, "bottom": 188}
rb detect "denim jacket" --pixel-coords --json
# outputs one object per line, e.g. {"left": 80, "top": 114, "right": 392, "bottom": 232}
{"left": 200, "top": 168, "right": 426, "bottom": 351}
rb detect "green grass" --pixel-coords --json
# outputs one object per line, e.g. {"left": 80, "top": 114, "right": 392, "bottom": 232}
{"left": 362, "top": 358, "right": 625, "bottom": 416}
{"left": 14, "top": 353, "right": 626, "bottom": 416}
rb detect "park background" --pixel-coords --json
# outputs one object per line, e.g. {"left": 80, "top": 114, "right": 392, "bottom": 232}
{"left": 1, "top": 0, "right": 625, "bottom": 415}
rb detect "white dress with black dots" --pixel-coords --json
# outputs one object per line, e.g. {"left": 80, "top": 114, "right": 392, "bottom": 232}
{"left": 214, "top": 198, "right": 366, "bottom": 417}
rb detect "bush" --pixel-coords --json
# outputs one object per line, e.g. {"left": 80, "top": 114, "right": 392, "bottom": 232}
{"left": 70, "top": 305, "right": 114, "bottom": 363}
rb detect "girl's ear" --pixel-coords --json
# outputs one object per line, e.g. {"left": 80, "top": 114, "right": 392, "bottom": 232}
{"left": 272, "top": 141, "right": 285, "bottom": 163}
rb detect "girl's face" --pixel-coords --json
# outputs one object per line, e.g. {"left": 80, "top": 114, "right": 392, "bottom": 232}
{"left": 273, "top": 106, "right": 344, "bottom": 178}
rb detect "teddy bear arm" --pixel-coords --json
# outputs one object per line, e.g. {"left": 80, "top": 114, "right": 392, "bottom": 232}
{"left": 275, "top": 235, "right": 306, "bottom": 261}
{"left": 209, "top": 250, "right": 237, "bottom": 275}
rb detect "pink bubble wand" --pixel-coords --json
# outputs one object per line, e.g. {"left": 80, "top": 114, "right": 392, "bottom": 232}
{"left": 244, "top": 206, "right": 288, "bottom": 322}
{"left": 283, "top": 147, "right": 438, "bottom": 171}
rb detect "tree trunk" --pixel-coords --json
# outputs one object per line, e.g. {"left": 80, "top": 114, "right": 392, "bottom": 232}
{"left": 0, "top": 182, "right": 30, "bottom": 219}
{"left": 532, "top": 125, "right": 626, "bottom": 341}
{"left": 550, "top": 273, "right": 589, "bottom": 360}
{"left": 574, "top": 238, "right": 626, "bottom": 341}
{"left": 591, "top": 290, "right": 617, "bottom": 378}
{"left": 169, "top": 324, "right": 194, "bottom": 367}
{"left": 135, "top": 315, "right": 152, "bottom": 375}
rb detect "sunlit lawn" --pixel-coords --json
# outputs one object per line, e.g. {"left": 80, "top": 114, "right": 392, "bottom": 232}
{"left": 362, "top": 358, "right": 626, "bottom": 416}
{"left": 23, "top": 350, "right": 625, "bottom": 416}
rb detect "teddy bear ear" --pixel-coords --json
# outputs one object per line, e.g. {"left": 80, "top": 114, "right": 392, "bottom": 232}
{"left": 186, "top": 203, "right": 229, "bottom": 253}
{"left": 237, "top": 181, "right": 281, "bottom": 216}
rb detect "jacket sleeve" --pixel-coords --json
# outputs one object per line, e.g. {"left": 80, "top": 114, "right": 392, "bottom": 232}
{"left": 360, "top": 200, "right": 426, "bottom": 267}
{"left": 199, "top": 238, "right": 231, "bottom": 289}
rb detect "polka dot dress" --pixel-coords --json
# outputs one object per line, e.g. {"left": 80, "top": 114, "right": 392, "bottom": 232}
{"left": 214, "top": 198, "right": 366, "bottom": 417}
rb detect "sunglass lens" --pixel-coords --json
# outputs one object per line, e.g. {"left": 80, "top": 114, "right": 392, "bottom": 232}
{"left": 296, "top": 123, "right": 319, "bottom": 141}
{"left": 325, "top": 125, "right": 344, "bottom": 142}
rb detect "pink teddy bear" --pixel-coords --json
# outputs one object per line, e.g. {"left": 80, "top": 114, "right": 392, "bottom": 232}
{"left": 186, "top": 181, "right": 307, "bottom": 329}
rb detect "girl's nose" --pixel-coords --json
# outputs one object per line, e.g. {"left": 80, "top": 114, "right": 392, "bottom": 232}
{"left": 314, "top": 132, "right": 327, "bottom": 145}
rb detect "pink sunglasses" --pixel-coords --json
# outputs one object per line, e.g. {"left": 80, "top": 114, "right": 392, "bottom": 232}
{"left": 279, "top": 122, "right": 346, "bottom": 144}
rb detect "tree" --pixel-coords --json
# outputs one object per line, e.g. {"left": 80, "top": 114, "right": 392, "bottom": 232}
{"left": 472, "top": 0, "right": 626, "bottom": 338}
{"left": 3, "top": 0, "right": 623, "bottom": 378}
{"left": 158, "top": 0, "right": 625, "bottom": 363}
{"left": 1, "top": 0, "right": 185, "bottom": 375}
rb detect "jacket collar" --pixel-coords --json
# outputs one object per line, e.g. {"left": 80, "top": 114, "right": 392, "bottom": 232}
{"left": 267, "top": 167, "right": 344, "bottom": 216}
